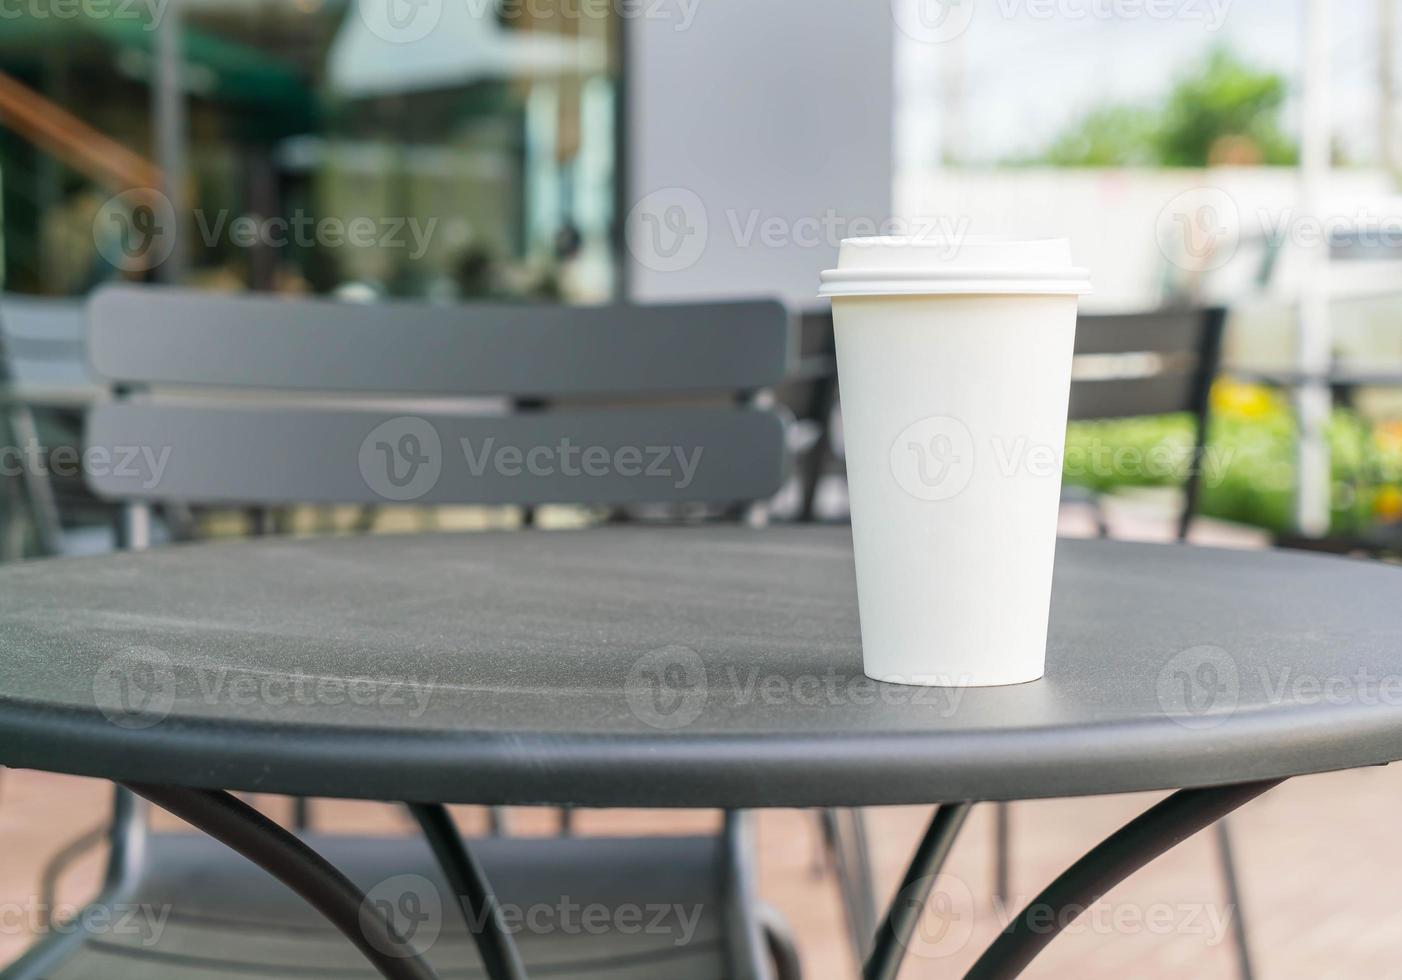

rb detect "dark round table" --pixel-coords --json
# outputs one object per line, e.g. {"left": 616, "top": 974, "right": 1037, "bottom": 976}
{"left": 4, "top": 526, "right": 1402, "bottom": 980}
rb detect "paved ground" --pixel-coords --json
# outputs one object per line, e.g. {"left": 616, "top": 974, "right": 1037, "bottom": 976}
{"left": 3, "top": 766, "right": 1402, "bottom": 978}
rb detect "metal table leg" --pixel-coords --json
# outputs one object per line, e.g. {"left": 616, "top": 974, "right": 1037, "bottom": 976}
{"left": 963, "top": 780, "right": 1281, "bottom": 980}
{"left": 122, "top": 783, "right": 440, "bottom": 980}
{"left": 864, "top": 802, "right": 972, "bottom": 980}
{"left": 407, "top": 802, "right": 529, "bottom": 980}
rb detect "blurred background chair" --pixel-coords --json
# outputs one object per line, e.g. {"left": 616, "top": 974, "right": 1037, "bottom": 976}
{"left": 0, "top": 294, "right": 105, "bottom": 559}
{"left": 5, "top": 284, "right": 799, "bottom": 980}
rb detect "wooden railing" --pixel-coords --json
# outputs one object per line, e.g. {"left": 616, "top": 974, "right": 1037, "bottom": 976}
{"left": 0, "top": 70, "right": 162, "bottom": 191}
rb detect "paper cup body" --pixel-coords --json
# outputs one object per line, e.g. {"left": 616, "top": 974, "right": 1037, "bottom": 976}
{"left": 820, "top": 237, "right": 1091, "bottom": 687}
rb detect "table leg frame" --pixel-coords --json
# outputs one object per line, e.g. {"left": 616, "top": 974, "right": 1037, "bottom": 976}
{"left": 121, "top": 783, "right": 440, "bottom": 980}
{"left": 406, "top": 802, "right": 528, "bottom": 980}
{"left": 864, "top": 802, "right": 973, "bottom": 980}
{"left": 963, "top": 780, "right": 1282, "bottom": 980}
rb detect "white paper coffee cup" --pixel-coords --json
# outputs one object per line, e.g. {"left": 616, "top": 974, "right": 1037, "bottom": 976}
{"left": 820, "top": 236, "right": 1092, "bottom": 687}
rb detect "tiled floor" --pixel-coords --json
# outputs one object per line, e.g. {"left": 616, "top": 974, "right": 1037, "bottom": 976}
{"left": 4, "top": 766, "right": 1402, "bottom": 978}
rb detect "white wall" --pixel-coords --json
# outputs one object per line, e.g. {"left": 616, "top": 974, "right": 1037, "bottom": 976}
{"left": 625, "top": 1, "right": 893, "bottom": 309}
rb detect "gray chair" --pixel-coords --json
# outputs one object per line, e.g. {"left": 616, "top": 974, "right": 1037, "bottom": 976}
{"left": 1062, "top": 306, "right": 1226, "bottom": 540}
{"left": 0, "top": 295, "right": 93, "bottom": 558}
{"left": 3, "top": 285, "right": 797, "bottom": 980}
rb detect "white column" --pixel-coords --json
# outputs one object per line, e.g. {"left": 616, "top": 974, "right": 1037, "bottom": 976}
{"left": 1295, "top": 0, "right": 1333, "bottom": 536}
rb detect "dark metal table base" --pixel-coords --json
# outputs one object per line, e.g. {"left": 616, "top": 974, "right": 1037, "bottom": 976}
{"left": 407, "top": 802, "right": 528, "bottom": 980}
{"left": 121, "top": 784, "right": 441, "bottom": 980}
{"left": 864, "top": 781, "right": 1282, "bottom": 980}
{"left": 123, "top": 779, "right": 1279, "bottom": 980}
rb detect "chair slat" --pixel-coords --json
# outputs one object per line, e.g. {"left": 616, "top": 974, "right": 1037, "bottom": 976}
{"left": 1, "top": 295, "right": 87, "bottom": 343}
{"left": 88, "top": 287, "right": 791, "bottom": 395}
{"left": 85, "top": 402, "right": 786, "bottom": 506}
{"left": 1074, "top": 310, "right": 1210, "bottom": 357}
{"left": 1068, "top": 373, "right": 1199, "bottom": 420}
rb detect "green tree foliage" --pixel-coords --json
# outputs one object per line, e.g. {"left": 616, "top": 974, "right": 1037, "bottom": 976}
{"left": 1026, "top": 45, "right": 1298, "bottom": 167}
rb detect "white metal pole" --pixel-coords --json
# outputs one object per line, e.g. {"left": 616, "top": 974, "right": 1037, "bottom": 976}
{"left": 154, "top": 0, "right": 188, "bottom": 284}
{"left": 1295, "top": 0, "right": 1332, "bottom": 536}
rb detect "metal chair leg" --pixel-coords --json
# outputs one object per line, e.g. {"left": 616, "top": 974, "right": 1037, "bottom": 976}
{"left": 1215, "top": 818, "right": 1257, "bottom": 980}
{"left": 993, "top": 801, "right": 1011, "bottom": 904}
{"left": 820, "top": 808, "right": 878, "bottom": 963}
{"left": 36, "top": 823, "right": 109, "bottom": 931}
{"left": 761, "top": 906, "right": 804, "bottom": 980}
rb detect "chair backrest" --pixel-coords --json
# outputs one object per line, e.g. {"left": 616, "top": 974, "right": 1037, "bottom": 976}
{"left": 84, "top": 286, "right": 792, "bottom": 508}
{"left": 1069, "top": 307, "right": 1226, "bottom": 422}
{"left": 0, "top": 294, "right": 90, "bottom": 398}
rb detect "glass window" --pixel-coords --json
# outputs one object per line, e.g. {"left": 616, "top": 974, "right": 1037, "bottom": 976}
{"left": 0, "top": 0, "right": 620, "bottom": 301}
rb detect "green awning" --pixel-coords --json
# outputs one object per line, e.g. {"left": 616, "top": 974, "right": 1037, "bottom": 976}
{"left": 0, "top": 10, "right": 315, "bottom": 132}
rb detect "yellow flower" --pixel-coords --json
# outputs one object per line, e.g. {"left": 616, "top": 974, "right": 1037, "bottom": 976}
{"left": 1211, "top": 380, "right": 1279, "bottom": 421}
{"left": 1376, "top": 485, "right": 1402, "bottom": 522}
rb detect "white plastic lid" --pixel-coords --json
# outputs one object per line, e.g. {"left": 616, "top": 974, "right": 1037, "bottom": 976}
{"left": 819, "top": 235, "right": 1093, "bottom": 298}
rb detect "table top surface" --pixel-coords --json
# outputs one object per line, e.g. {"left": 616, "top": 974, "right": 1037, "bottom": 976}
{"left": 3, "top": 526, "right": 1401, "bottom": 807}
